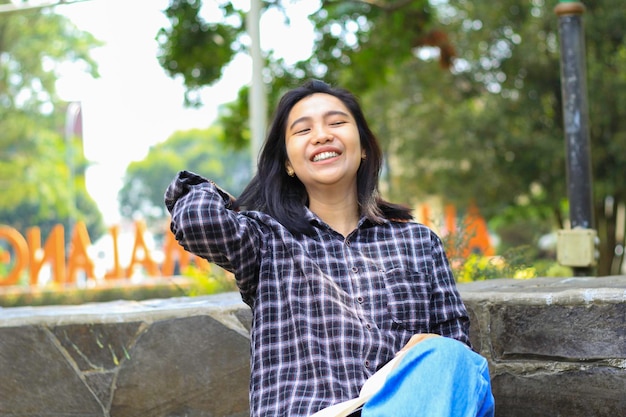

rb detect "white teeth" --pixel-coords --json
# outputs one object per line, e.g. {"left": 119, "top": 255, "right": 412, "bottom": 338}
{"left": 313, "top": 151, "right": 339, "bottom": 162}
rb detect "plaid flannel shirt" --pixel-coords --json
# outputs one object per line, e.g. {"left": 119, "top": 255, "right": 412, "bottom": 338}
{"left": 165, "top": 171, "right": 471, "bottom": 417}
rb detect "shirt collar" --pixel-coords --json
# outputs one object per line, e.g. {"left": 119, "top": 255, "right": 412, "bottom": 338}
{"left": 304, "top": 206, "right": 389, "bottom": 231}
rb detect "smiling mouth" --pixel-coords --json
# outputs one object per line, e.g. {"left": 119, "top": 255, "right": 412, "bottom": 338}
{"left": 312, "top": 151, "right": 340, "bottom": 162}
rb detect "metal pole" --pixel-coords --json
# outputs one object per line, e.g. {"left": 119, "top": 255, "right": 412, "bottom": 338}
{"left": 65, "top": 101, "right": 81, "bottom": 236}
{"left": 247, "top": 0, "right": 267, "bottom": 174}
{"left": 554, "top": 1, "right": 595, "bottom": 275}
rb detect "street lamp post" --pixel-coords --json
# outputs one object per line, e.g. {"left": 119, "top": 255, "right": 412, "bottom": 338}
{"left": 247, "top": 0, "right": 267, "bottom": 174}
{"left": 554, "top": 1, "right": 596, "bottom": 276}
{"left": 65, "top": 101, "right": 81, "bottom": 236}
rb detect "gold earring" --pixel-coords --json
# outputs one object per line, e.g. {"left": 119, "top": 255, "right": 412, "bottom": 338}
{"left": 286, "top": 166, "right": 295, "bottom": 177}
{"left": 361, "top": 152, "right": 367, "bottom": 160}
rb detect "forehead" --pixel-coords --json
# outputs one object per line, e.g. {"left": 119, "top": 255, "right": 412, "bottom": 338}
{"left": 287, "top": 93, "right": 352, "bottom": 121}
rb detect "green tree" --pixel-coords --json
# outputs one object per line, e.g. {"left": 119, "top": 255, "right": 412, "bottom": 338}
{"left": 118, "top": 125, "right": 251, "bottom": 222}
{"left": 0, "top": 5, "right": 104, "bottom": 240}
{"left": 156, "top": 0, "right": 626, "bottom": 275}
{"left": 157, "top": 0, "right": 242, "bottom": 107}
{"left": 385, "top": 0, "right": 626, "bottom": 274}
{"left": 157, "top": 0, "right": 448, "bottom": 147}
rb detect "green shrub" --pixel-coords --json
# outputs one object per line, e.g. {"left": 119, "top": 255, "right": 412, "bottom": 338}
{"left": 180, "top": 263, "right": 238, "bottom": 296}
{"left": 0, "top": 278, "right": 191, "bottom": 308}
{"left": 0, "top": 262, "right": 238, "bottom": 308}
{"left": 453, "top": 245, "right": 572, "bottom": 282}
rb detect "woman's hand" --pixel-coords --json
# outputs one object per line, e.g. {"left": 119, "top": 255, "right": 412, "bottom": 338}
{"left": 396, "top": 333, "right": 441, "bottom": 356}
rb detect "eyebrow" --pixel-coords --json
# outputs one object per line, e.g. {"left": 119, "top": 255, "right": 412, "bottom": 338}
{"left": 288, "top": 110, "right": 351, "bottom": 131}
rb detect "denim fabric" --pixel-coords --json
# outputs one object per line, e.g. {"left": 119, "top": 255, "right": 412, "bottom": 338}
{"left": 362, "top": 337, "right": 495, "bottom": 417}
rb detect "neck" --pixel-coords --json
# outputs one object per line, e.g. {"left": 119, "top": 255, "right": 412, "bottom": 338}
{"left": 307, "top": 186, "right": 360, "bottom": 237}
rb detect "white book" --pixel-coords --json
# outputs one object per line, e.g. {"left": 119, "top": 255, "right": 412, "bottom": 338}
{"left": 310, "top": 348, "right": 411, "bottom": 417}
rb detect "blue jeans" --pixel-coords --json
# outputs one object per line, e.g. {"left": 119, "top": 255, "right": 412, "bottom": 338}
{"left": 361, "top": 337, "right": 495, "bottom": 417}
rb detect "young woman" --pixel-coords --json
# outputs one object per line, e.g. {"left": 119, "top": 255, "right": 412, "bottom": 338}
{"left": 165, "top": 80, "right": 494, "bottom": 417}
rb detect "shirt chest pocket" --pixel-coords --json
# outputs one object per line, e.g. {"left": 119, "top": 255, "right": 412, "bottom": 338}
{"left": 384, "top": 269, "right": 431, "bottom": 332}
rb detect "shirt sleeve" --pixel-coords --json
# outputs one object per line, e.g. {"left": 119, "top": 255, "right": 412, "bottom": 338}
{"left": 164, "top": 170, "right": 262, "bottom": 304}
{"left": 428, "top": 231, "right": 472, "bottom": 347}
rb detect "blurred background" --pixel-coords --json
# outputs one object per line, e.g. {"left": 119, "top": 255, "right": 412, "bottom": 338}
{"left": 1, "top": 0, "right": 625, "bottom": 306}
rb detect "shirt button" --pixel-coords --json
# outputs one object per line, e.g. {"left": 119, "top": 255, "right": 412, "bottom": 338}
{"left": 365, "top": 323, "right": 372, "bottom": 330}
{"left": 357, "top": 296, "right": 364, "bottom": 303}
{"left": 364, "top": 360, "right": 371, "bottom": 368}
{"left": 351, "top": 266, "right": 358, "bottom": 273}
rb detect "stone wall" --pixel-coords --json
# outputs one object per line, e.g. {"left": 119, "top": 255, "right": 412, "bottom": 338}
{"left": 462, "top": 276, "right": 626, "bottom": 417}
{"left": 1, "top": 276, "right": 625, "bottom": 417}
{"left": 0, "top": 293, "right": 253, "bottom": 417}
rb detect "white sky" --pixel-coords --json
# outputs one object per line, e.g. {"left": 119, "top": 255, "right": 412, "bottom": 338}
{"left": 55, "top": 0, "right": 317, "bottom": 225}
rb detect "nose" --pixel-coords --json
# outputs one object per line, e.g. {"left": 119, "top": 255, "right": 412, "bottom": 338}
{"left": 312, "top": 125, "right": 333, "bottom": 144}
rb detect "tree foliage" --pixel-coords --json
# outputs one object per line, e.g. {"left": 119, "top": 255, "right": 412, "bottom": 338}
{"left": 0, "top": 5, "right": 104, "bottom": 240}
{"left": 156, "top": 0, "right": 626, "bottom": 275}
{"left": 118, "top": 126, "right": 251, "bottom": 221}
{"left": 400, "top": 0, "right": 626, "bottom": 275}
{"left": 157, "top": 0, "right": 242, "bottom": 106}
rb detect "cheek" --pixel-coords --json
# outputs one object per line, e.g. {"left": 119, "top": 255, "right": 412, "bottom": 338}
{"left": 285, "top": 138, "right": 305, "bottom": 161}
{"left": 284, "top": 142, "right": 296, "bottom": 163}
{"left": 283, "top": 136, "right": 293, "bottom": 154}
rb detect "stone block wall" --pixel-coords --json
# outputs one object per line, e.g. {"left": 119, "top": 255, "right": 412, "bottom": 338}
{"left": 1, "top": 276, "right": 625, "bottom": 416}
{"left": 0, "top": 293, "right": 253, "bottom": 417}
{"left": 462, "top": 276, "right": 626, "bottom": 417}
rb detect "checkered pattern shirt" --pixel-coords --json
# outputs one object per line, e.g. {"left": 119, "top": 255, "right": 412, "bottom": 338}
{"left": 166, "top": 171, "right": 471, "bottom": 417}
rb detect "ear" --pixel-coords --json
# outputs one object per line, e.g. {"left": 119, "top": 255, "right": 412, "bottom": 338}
{"left": 361, "top": 150, "right": 367, "bottom": 160}
{"left": 285, "top": 160, "right": 295, "bottom": 177}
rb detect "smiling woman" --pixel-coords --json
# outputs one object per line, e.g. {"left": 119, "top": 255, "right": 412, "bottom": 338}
{"left": 284, "top": 93, "right": 364, "bottom": 232}
{"left": 165, "top": 80, "right": 494, "bottom": 417}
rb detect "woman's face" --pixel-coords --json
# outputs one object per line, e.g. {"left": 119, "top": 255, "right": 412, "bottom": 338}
{"left": 284, "top": 93, "right": 363, "bottom": 193}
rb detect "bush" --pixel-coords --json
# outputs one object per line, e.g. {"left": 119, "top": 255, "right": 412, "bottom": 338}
{"left": 452, "top": 246, "right": 573, "bottom": 283}
{"left": 0, "top": 278, "right": 191, "bottom": 308}
{"left": 181, "top": 263, "right": 238, "bottom": 296}
{"left": 0, "top": 263, "right": 238, "bottom": 308}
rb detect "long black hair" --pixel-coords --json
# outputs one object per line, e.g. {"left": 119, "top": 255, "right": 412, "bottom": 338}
{"left": 235, "top": 80, "right": 412, "bottom": 234}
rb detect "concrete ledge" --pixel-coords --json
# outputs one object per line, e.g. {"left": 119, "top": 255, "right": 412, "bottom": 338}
{"left": 1, "top": 277, "right": 625, "bottom": 416}
{"left": 0, "top": 292, "right": 252, "bottom": 417}
{"left": 461, "top": 276, "right": 626, "bottom": 417}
